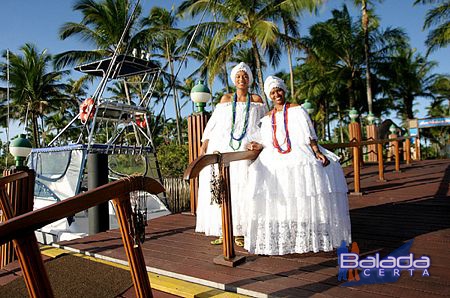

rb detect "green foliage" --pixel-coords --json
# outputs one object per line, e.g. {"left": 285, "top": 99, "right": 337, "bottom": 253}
{"left": 157, "top": 142, "right": 189, "bottom": 178}
{"left": 108, "top": 154, "right": 146, "bottom": 176}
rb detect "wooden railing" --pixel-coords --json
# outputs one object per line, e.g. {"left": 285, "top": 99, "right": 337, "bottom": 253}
{"left": 184, "top": 150, "right": 261, "bottom": 267}
{"left": 322, "top": 136, "right": 413, "bottom": 195}
{"left": 0, "top": 173, "right": 164, "bottom": 298}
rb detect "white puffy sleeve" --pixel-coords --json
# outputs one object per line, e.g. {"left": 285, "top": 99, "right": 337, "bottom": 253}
{"left": 201, "top": 104, "right": 223, "bottom": 142}
{"left": 246, "top": 103, "right": 267, "bottom": 144}
{"left": 292, "top": 106, "right": 318, "bottom": 145}
{"left": 299, "top": 106, "right": 318, "bottom": 141}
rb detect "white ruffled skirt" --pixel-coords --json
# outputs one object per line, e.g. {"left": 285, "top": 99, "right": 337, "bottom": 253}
{"left": 195, "top": 159, "right": 250, "bottom": 237}
{"left": 244, "top": 146, "right": 352, "bottom": 255}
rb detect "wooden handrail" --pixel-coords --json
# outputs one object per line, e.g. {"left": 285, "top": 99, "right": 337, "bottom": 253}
{"left": 0, "top": 175, "right": 164, "bottom": 245}
{"left": 184, "top": 150, "right": 261, "bottom": 180}
{"left": 184, "top": 150, "right": 261, "bottom": 267}
{"left": 0, "top": 174, "right": 164, "bottom": 298}
{"left": 321, "top": 136, "right": 413, "bottom": 195}
{"left": 0, "top": 171, "right": 29, "bottom": 188}
{"left": 322, "top": 136, "right": 409, "bottom": 150}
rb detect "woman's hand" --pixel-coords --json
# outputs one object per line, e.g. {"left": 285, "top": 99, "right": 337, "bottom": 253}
{"left": 246, "top": 141, "right": 262, "bottom": 151}
{"left": 315, "top": 152, "right": 330, "bottom": 167}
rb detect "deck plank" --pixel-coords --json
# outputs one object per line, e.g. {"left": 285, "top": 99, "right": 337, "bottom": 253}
{"left": 53, "top": 159, "right": 450, "bottom": 297}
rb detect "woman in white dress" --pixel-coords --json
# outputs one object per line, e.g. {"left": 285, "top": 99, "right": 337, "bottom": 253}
{"left": 244, "top": 76, "right": 351, "bottom": 255}
{"left": 195, "top": 62, "right": 267, "bottom": 246}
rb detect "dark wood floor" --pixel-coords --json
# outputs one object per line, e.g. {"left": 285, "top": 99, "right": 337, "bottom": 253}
{"left": 7, "top": 159, "right": 450, "bottom": 297}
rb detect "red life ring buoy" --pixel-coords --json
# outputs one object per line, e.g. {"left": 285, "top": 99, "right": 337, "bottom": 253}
{"left": 136, "top": 116, "right": 147, "bottom": 129}
{"left": 79, "top": 98, "right": 96, "bottom": 123}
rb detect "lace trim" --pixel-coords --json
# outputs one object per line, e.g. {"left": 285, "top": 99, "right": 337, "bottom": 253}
{"left": 246, "top": 220, "right": 350, "bottom": 255}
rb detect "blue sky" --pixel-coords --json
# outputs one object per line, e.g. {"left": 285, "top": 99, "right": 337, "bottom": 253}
{"left": 1, "top": 0, "right": 448, "bottom": 140}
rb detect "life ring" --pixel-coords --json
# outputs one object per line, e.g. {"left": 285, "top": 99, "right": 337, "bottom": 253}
{"left": 79, "top": 98, "right": 96, "bottom": 123}
{"left": 136, "top": 116, "right": 147, "bottom": 129}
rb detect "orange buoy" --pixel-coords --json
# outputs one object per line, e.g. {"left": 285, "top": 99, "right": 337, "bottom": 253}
{"left": 79, "top": 98, "right": 96, "bottom": 123}
{"left": 136, "top": 116, "right": 147, "bottom": 129}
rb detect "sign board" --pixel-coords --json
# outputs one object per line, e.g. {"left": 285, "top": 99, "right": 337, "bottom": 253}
{"left": 417, "top": 117, "right": 450, "bottom": 128}
{"left": 409, "top": 127, "right": 419, "bottom": 137}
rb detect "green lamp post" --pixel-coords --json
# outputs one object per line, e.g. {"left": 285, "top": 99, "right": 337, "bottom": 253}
{"left": 374, "top": 117, "right": 381, "bottom": 126}
{"left": 190, "top": 80, "right": 212, "bottom": 113}
{"left": 302, "top": 99, "right": 315, "bottom": 115}
{"left": 366, "top": 112, "right": 375, "bottom": 125}
{"left": 389, "top": 124, "right": 397, "bottom": 134}
{"left": 9, "top": 134, "right": 32, "bottom": 169}
{"left": 349, "top": 107, "right": 359, "bottom": 123}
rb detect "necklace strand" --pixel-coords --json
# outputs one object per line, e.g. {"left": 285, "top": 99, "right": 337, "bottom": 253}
{"left": 272, "top": 103, "right": 292, "bottom": 154}
{"left": 229, "top": 93, "right": 251, "bottom": 151}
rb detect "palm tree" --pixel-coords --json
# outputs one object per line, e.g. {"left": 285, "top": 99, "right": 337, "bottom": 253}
{"left": 0, "top": 44, "right": 69, "bottom": 147}
{"left": 297, "top": 5, "right": 409, "bottom": 139}
{"left": 139, "top": 7, "right": 184, "bottom": 144}
{"left": 353, "top": 0, "right": 383, "bottom": 114}
{"left": 422, "top": 75, "right": 450, "bottom": 156}
{"left": 301, "top": 5, "right": 366, "bottom": 109}
{"left": 414, "top": 0, "right": 450, "bottom": 54}
{"left": 186, "top": 36, "right": 230, "bottom": 93}
{"left": 54, "top": 0, "right": 143, "bottom": 69}
{"left": 179, "top": 0, "right": 286, "bottom": 105}
{"left": 273, "top": 0, "right": 324, "bottom": 96}
{"left": 378, "top": 48, "right": 438, "bottom": 121}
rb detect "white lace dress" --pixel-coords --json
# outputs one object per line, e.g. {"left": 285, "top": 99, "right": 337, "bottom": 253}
{"left": 196, "top": 101, "right": 267, "bottom": 237}
{"left": 244, "top": 106, "right": 351, "bottom": 255}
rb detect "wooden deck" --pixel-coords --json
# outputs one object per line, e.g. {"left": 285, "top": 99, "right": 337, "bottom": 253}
{"left": 6, "top": 159, "right": 450, "bottom": 297}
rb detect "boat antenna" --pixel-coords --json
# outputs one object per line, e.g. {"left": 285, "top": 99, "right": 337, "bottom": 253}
{"left": 151, "top": 0, "right": 213, "bottom": 136}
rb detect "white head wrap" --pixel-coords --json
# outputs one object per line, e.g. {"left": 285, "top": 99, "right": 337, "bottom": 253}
{"left": 230, "top": 62, "right": 253, "bottom": 86}
{"left": 264, "top": 75, "right": 287, "bottom": 100}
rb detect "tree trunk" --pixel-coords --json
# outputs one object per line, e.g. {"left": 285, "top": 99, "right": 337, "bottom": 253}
{"left": 326, "top": 100, "right": 331, "bottom": 140}
{"left": 362, "top": 0, "right": 374, "bottom": 114}
{"left": 32, "top": 114, "right": 40, "bottom": 148}
{"left": 405, "top": 96, "right": 415, "bottom": 120}
{"left": 222, "top": 64, "right": 230, "bottom": 94}
{"left": 338, "top": 104, "right": 344, "bottom": 143}
{"left": 40, "top": 116, "right": 46, "bottom": 147}
{"left": 251, "top": 39, "right": 269, "bottom": 109}
{"left": 167, "top": 41, "right": 182, "bottom": 145}
{"left": 283, "top": 19, "right": 295, "bottom": 97}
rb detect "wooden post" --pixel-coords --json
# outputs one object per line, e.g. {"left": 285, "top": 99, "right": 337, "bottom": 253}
{"left": 405, "top": 138, "right": 412, "bottom": 165}
{"left": 112, "top": 197, "right": 153, "bottom": 298}
{"left": 377, "top": 142, "right": 386, "bottom": 182}
{"left": 213, "top": 163, "right": 245, "bottom": 267}
{"left": 187, "top": 113, "right": 209, "bottom": 215}
{"left": 1, "top": 168, "right": 35, "bottom": 268}
{"left": 415, "top": 136, "right": 421, "bottom": 161}
{"left": 394, "top": 139, "right": 401, "bottom": 172}
{"left": 0, "top": 187, "right": 54, "bottom": 298}
{"left": 348, "top": 122, "right": 363, "bottom": 166}
{"left": 365, "top": 124, "right": 378, "bottom": 162}
{"left": 350, "top": 143, "right": 362, "bottom": 196}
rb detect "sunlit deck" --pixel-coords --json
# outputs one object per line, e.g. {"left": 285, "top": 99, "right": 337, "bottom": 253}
{"left": 2, "top": 159, "right": 449, "bottom": 297}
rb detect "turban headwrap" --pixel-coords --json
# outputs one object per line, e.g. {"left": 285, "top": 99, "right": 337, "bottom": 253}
{"left": 264, "top": 76, "right": 287, "bottom": 100}
{"left": 230, "top": 62, "right": 253, "bottom": 86}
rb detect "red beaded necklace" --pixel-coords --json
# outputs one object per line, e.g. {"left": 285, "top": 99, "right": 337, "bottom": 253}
{"left": 271, "top": 103, "right": 292, "bottom": 154}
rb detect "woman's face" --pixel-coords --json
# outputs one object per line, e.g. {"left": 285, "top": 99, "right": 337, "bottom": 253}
{"left": 235, "top": 71, "right": 250, "bottom": 89}
{"left": 270, "top": 88, "right": 285, "bottom": 105}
